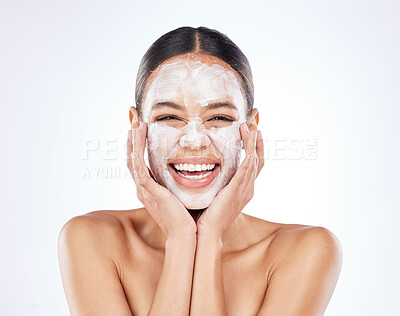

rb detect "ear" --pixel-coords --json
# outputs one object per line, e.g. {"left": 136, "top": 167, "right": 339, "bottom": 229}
{"left": 129, "top": 106, "right": 139, "bottom": 128}
{"left": 247, "top": 108, "right": 259, "bottom": 130}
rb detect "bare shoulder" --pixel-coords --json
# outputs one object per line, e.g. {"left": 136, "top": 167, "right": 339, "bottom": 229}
{"left": 60, "top": 208, "right": 145, "bottom": 232}
{"left": 59, "top": 209, "right": 129, "bottom": 241}
{"left": 270, "top": 223, "right": 343, "bottom": 262}
{"left": 57, "top": 209, "right": 145, "bottom": 315}
{"left": 242, "top": 214, "right": 342, "bottom": 274}
{"left": 58, "top": 208, "right": 145, "bottom": 261}
{"left": 256, "top": 222, "right": 343, "bottom": 315}
{"left": 243, "top": 213, "right": 342, "bottom": 256}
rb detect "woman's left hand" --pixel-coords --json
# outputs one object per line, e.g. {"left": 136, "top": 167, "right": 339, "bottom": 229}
{"left": 196, "top": 123, "right": 264, "bottom": 241}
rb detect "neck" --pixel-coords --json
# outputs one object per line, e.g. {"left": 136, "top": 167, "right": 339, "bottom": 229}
{"left": 187, "top": 208, "right": 206, "bottom": 223}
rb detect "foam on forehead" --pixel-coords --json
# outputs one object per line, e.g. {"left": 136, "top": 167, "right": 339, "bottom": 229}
{"left": 142, "top": 54, "right": 247, "bottom": 122}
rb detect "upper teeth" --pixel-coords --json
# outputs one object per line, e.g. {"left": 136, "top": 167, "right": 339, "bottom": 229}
{"left": 174, "top": 163, "right": 215, "bottom": 172}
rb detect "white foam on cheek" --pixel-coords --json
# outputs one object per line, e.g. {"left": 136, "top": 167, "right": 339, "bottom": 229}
{"left": 146, "top": 123, "right": 181, "bottom": 178}
{"left": 205, "top": 121, "right": 243, "bottom": 192}
{"left": 146, "top": 120, "right": 244, "bottom": 210}
{"left": 206, "top": 121, "right": 243, "bottom": 172}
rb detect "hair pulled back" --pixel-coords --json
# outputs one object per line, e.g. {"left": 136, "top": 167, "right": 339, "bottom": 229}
{"left": 135, "top": 26, "right": 254, "bottom": 119}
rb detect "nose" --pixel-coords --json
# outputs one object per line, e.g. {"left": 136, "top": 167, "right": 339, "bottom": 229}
{"left": 179, "top": 120, "right": 211, "bottom": 150}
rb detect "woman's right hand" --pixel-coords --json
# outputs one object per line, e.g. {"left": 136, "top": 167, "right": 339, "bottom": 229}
{"left": 127, "top": 122, "right": 197, "bottom": 241}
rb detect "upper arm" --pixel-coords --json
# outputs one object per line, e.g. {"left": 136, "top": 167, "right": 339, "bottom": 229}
{"left": 57, "top": 215, "right": 132, "bottom": 316}
{"left": 258, "top": 226, "right": 343, "bottom": 316}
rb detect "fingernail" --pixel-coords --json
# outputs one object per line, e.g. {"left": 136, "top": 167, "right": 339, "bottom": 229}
{"left": 139, "top": 122, "right": 144, "bottom": 130}
{"left": 244, "top": 124, "right": 249, "bottom": 132}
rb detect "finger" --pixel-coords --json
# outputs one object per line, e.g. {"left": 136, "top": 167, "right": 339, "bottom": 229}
{"left": 132, "top": 124, "right": 144, "bottom": 159}
{"left": 240, "top": 123, "right": 257, "bottom": 157}
{"left": 128, "top": 128, "right": 148, "bottom": 191}
{"left": 138, "top": 122, "right": 158, "bottom": 182}
{"left": 128, "top": 116, "right": 140, "bottom": 176}
{"left": 239, "top": 148, "right": 258, "bottom": 195}
{"left": 131, "top": 151, "right": 159, "bottom": 194}
{"left": 237, "top": 131, "right": 259, "bottom": 196}
{"left": 246, "top": 129, "right": 257, "bottom": 156}
{"left": 131, "top": 129, "right": 150, "bottom": 180}
{"left": 147, "top": 166, "right": 158, "bottom": 182}
{"left": 127, "top": 130, "right": 134, "bottom": 178}
{"left": 131, "top": 120, "right": 139, "bottom": 129}
{"left": 224, "top": 150, "right": 253, "bottom": 193}
{"left": 238, "top": 152, "right": 258, "bottom": 209}
{"left": 256, "top": 130, "right": 264, "bottom": 177}
{"left": 226, "top": 127, "right": 257, "bottom": 191}
{"left": 132, "top": 125, "right": 150, "bottom": 178}
{"left": 131, "top": 128, "right": 164, "bottom": 196}
{"left": 139, "top": 122, "right": 148, "bottom": 153}
{"left": 240, "top": 123, "right": 250, "bottom": 151}
{"left": 141, "top": 187, "right": 157, "bottom": 209}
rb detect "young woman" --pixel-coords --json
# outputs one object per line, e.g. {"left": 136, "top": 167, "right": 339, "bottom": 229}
{"left": 58, "top": 26, "right": 342, "bottom": 316}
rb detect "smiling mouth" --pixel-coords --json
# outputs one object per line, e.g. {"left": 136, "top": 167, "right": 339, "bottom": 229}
{"left": 172, "top": 163, "right": 216, "bottom": 179}
{"left": 168, "top": 159, "right": 220, "bottom": 188}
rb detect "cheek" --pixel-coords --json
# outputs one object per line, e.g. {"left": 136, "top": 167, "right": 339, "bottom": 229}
{"left": 147, "top": 133, "right": 167, "bottom": 159}
{"left": 146, "top": 123, "right": 181, "bottom": 171}
{"left": 207, "top": 122, "right": 242, "bottom": 169}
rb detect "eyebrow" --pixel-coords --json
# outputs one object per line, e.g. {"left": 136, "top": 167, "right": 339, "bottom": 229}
{"left": 207, "top": 101, "right": 237, "bottom": 111}
{"left": 151, "top": 101, "right": 184, "bottom": 111}
{"left": 151, "top": 101, "right": 237, "bottom": 111}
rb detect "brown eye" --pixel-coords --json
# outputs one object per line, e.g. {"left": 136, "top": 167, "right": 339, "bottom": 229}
{"left": 208, "top": 115, "right": 234, "bottom": 122}
{"left": 156, "top": 115, "right": 180, "bottom": 121}
{"left": 154, "top": 115, "right": 186, "bottom": 129}
{"left": 204, "top": 115, "right": 235, "bottom": 129}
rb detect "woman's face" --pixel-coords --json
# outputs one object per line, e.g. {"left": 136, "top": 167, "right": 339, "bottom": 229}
{"left": 141, "top": 53, "right": 248, "bottom": 209}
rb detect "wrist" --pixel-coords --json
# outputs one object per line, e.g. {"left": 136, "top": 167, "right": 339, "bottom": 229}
{"left": 196, "top": 232, "right": 224, "bottom": 257}
{"left": 196, "top": 228, "right": 223, "bottom": 245}
{"left": 163, "top": 237, "right": 197, "bottom": 265}
{"left": 165, "top": 234, "right": 197, "bottom": 248}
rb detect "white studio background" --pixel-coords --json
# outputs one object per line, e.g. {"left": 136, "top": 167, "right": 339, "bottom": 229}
{"left": 1, "top": 0, "right": 398, "bottom": 315}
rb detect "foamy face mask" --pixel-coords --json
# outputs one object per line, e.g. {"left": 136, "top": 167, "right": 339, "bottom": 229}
{"left": 142, "top": 54, "right": 247, "bottom": 209}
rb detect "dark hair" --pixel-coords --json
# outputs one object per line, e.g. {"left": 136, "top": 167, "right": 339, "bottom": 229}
{"left": 135, "top": 26, "right": 254, "bottom": 119}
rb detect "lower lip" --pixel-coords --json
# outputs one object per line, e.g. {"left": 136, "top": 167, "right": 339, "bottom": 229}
{"left": 168, "top": 164, "right": 220, "bottom": 188}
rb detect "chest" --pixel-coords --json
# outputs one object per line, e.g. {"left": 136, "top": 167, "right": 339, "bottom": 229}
{"left": 119, "top": 243, "right": 270, "bottom": 316}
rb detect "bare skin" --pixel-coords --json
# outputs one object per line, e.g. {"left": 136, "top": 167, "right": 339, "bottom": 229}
{"left": 58, "top": 208, "right": 342, "bottom": 316}
{"left": 58, "top": 53, "right": 343, "bottom": 315}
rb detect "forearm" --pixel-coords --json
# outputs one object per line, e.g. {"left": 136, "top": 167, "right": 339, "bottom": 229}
{"left": 190, "top": 236, "right": 227, "bottom": 316}
{"left": 148, "top": 237, "right": 197, "bottom": 316}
